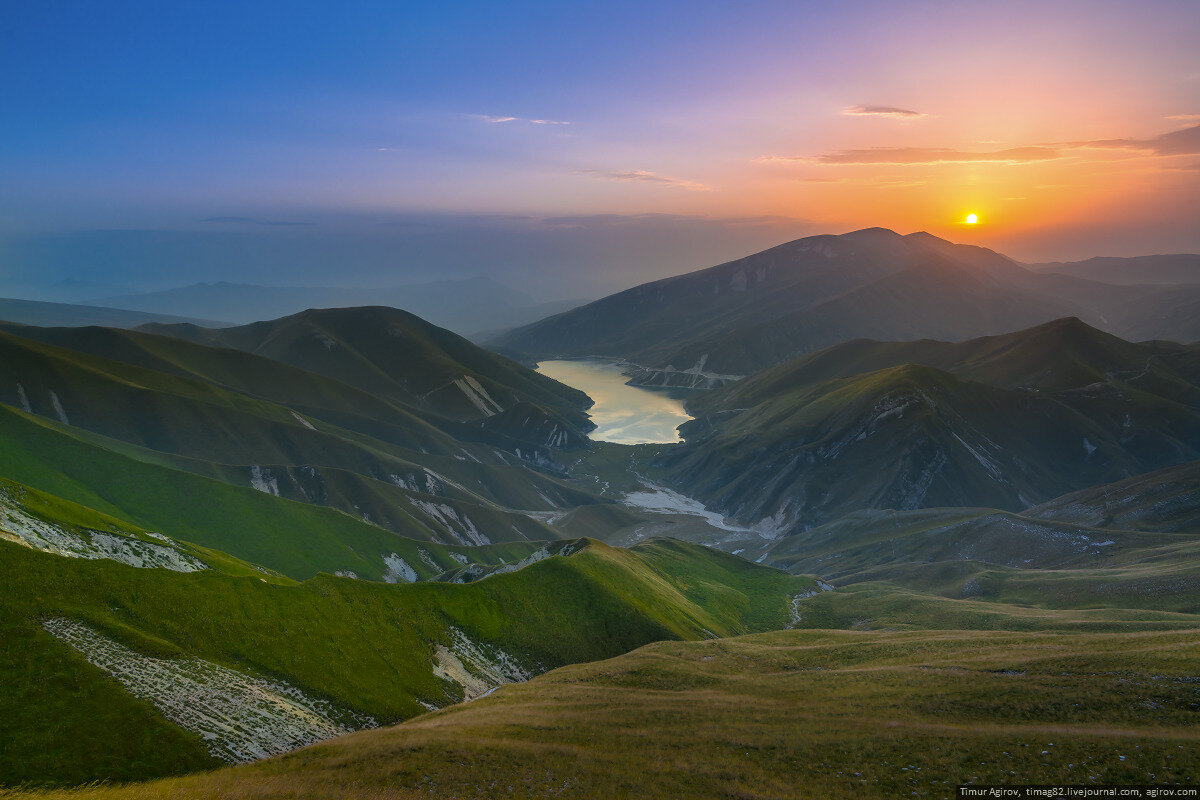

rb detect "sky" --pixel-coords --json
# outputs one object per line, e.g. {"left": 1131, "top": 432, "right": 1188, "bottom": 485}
{"left": 2, "top": 0, "right": 1198, "bottom": 299}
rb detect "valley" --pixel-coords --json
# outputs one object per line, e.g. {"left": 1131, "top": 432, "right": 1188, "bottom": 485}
{"left": 8, "top": 4, "right": 1199, "bottom": 795}
{"left": 1, "top": 230, "right": 1198, "bottom": 796}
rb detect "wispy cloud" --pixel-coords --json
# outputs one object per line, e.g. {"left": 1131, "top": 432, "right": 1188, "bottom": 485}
{"left": 468, "top": 114, "right": 570, "bottom": 125}
{"left": 1065, "top": 123, "right": 1200, "bottom": 156}
{"left": 842, "top": 104, "right": 927, "bottom": 119}
{"left": 760, "top": 146, "right": 1061, "bottom": 165}
{"left": 1165, "top": 113, "right": 1200, "bottom": 122}
{"left": 578, "top": 169, "right": 712, "bottom": 191}
{"left": 761, "top": 122, "right": 1200, "bottom": 169}
{"left": 796, "top": 175, "right": 926, "bottom": 186}
{"left": 201, "top": 216, "right": 315, "bottom": 227}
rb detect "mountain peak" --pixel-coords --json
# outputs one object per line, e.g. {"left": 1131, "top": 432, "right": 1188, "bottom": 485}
{"left": 904, "top": 230, "right": 952, "bottom": 245}
{"left": 836, "top": 227, "right": 906, "bottom": 244}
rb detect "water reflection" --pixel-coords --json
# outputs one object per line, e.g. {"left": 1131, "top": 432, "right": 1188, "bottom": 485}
{"left": 535, "top": 359, "right": 694, "bottom": 445}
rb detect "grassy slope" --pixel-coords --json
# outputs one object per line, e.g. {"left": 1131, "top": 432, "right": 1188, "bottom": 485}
{"left": 1027, "top": 460, "right": 1200, "bottom": 533}
{"left": 139, "top": 306, "right": 592, "bottom": 427}
{"left": 0, "top": 404, "right": 546, "bottom": 580}
{"left": 691, "top": 317, "right": 1186, "bottom": 405}
{"left": 661, "top": 319, "right": 1200, "bottom": 531}
{"left": 0, "top": 533, "right": 811, "bottom": 788}
{"left": 0, "top": 322, "right": 611, "bottom": 531}
{"left": 1, "top": 320, "right": 594, "bottom": 461}
{"left": 14, "top": 626, "right": 1200, "bottom": 800}
{"left": 668, "top": 363, "right": 1171, "bottom": 523}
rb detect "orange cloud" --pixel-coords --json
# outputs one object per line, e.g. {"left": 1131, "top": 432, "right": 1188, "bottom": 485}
{"left": 761, "top": 146, "right": 1061, "bottom": 165}
{"left": 1064, "top": 123, "right": 1200, "bottom": 156}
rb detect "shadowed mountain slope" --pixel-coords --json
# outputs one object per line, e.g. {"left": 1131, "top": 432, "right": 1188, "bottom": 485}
{"left": 493, "top": 229, "right": 1200, "bottom": 379}
{"left": 139, "top": 306, "right": 592, "bottom": 431}
{"left": 0, "top": 311, "right": 613, "bottom": 560}
{"left": 658, "top": 320, "right": 1200, "bottom": 534}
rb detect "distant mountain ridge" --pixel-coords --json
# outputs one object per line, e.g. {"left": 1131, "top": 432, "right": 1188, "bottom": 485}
{"left": 1029, "top": 254, "right": 1200, "bottom": 286}
{"left": 97, "top": 277, "right": 585, "bottom": 336}
{"left": 0, "top": 297, "right": 226, "bottom": 329}
{"left": 492, "top": 228, "right": 1200, "bottom": 380}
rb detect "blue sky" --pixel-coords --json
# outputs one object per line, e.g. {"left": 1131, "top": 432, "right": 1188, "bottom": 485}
{"left": 2, "top": 0, "right": 1198, "bottom": 297}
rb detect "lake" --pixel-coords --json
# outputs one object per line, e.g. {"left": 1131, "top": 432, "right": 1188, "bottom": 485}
{"left": 535, "top": 359, "right": 694, "bottom": 445}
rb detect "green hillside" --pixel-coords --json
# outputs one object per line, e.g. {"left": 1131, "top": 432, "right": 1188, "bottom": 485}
{"left": 0, "top": 404, "right": 553, "bottom": 579}
{"left": 138, "top": 305, "right": 593, "bottom": 432}
{"left": 0, "top": 519, "right": 813, "bottom": 787}
{"left": 0, "top": 322, "right": 612, "bottom": 549}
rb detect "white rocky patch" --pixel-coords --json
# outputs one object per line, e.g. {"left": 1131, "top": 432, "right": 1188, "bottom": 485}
{"left": 543, "top": 425, "right": 567, "bottom": 449}
{"left": 428, "top": 626, "right": 534, "bottom": 704}
{"left": 249, "top": 465, "right": 280, "bottom": 496}
{"left": 445, "top": 545, "right": 553, "bottom": 584}
{"left": 453, "top": 376, "right": 504, "bottom": 417}
{"left": 0, "top": 492, "right": 206, "bottom": 572}
{"left": 49, "top": 390, "right": 69, "bottom": 424}
{"left": 622, "top": 483, "right": 757, "bottom": 535}
{"left": 416, "top": 547, "right": 441, "bottom": 570}
{"left": 951, "top": 432, "right": 1004, "bottom": 481}
{"left": 623, "top": 356, "right": 743, "bottom": 390}
{"left": 289, "top": 411, "right": 316, "bottom": 430}
{"left": 750, "top": 499, "right": 797, "bottom": 540}
{"left": 410, "top": 500, "right": 490, "bottom": 546}
{"left": 448, "top": 551, "right": 469, "bottom": 565}
{"left": 43, "top": 618, "right": 373, "bottom": 763}
{"left": 16, "top": 383, "right": 31, "bottom": 413}
{"left": 381, "top": 553, "right": 418, "bottom": 583}
{"left": 1083, "top": 437, "right": 1097, "bottom": 456}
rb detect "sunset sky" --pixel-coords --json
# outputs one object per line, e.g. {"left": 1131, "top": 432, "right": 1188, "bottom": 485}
{"left": 2, "top": 0, "right": 1198, "bottom": 297}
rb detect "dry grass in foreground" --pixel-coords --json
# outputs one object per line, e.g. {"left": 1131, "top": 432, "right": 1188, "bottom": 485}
{"left": 7, "top": 628, "right": 1200, "bottom": 800}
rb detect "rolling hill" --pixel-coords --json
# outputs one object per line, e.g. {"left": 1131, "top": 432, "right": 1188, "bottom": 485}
{"left": 0, "top": 310, "right": 618, "bottom": 570}
{"left": 138, "top": 305, "right": 593, "bottom": 433}
{"left": 14, "top": 627, "right": 1200, "bottom": 799}
{"left": 0, "top": 486, "right": 813, "bottom": 788}
{"left": 1026, "top": 460, "right": 1200, "bottom": 533}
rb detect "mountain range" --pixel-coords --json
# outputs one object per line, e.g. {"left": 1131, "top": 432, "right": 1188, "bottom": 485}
{"left": 2, "top": 229, "right": 1200, "bottom": 796}
{"left": 655, "top": 317, "right": 1199, "bottom": 536}
{"left": 494, "top": 228, "right": 1200, "bottom": 382}
{"left": 94, "top": 277, "right": 586, "bottom": 337}
{"left": 1029, "top": 253, "right": 1200, "bottom": 285}
{"left": 0, "top": 297, "right": 225, "bottom": 329}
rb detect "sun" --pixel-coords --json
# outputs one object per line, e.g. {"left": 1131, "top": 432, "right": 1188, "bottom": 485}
{"left": 964, "top": 213, "right": 979, "bottom": 224}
